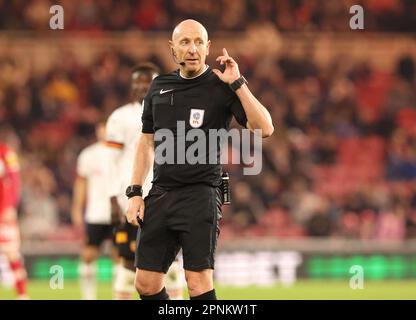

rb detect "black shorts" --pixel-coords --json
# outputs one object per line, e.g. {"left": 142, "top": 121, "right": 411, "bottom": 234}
{"left": 85, "top": 223, "right": 113, "bottom": 247}
{"left": 113, "top": 221, "right": 139, "bottom": 261}
{"left": 135, "top": 184, "right": 222, "bottom": 273}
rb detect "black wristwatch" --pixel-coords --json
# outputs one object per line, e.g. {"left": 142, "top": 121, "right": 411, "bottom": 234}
{"left": 229, "top": 76, "right": 248, "bottom": 92}
{"left": 125, "top": 185, "right": 143, "bottom": 199}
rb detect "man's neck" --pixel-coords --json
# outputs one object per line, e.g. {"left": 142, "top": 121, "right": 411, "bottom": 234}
{"left": 132, "top": 100, "right": 142, "bottom": 106}
{"left": 180, "top": 65, "right": 208, "bottom": 79}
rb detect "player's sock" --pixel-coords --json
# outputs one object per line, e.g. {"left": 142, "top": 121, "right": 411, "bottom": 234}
{"left": 9, "top": 259, "right": 28, "bottom": 298}
{"left": 79, "top": 261, "right": 97, "bottom": 300}
{"left": 112, "top": 263, "right": 123, "bottom": 299}
{"left": 140, "top": 287, "right": 169, "bottom": 300}
{"left": 190, "top": 289, "right": 217, "bottom": 300}
{"left": 167, "top": 289, "right": 184, "bottom": 300}
{"left": 113, "top": 264, "right": 135, "bottom": 300}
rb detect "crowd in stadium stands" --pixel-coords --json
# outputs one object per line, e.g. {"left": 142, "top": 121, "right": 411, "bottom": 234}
{"left": 1, "top": 0, "right": 416, "bottom": 241}
{"left": 1, "top": 44, "right": 416, "bottom": 241}
{"left": 1, "top": 0, "right": 416, "bottom": 33}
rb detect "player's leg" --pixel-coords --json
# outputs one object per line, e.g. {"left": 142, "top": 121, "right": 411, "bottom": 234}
{"left": 135, "top": 269, "right": 166, "bottom": 298}
{"left": 112, "top": 222, "right": 137, "bottom": 300}
{"left": 0, "top": 207, "right": 29, "bottom": 300}
{"left": 79, "top": 224, "right": 108, "bottom": 300}
{"left": 2, "top": 250, "right": 29, "bottom": 300}
{"left": 135, "top": 231, "right": 179, "bottom": 299}
{"left": 134, "top": 186, "right": 179, "bottom": 299}
{"left": 113, "top": 257, "right": 136, "bottom": 300}
{"left": 79, "top": 245, "right": 99, "bottom": 300}
{"left": 165, "top": 257, "right": 185, "bottom": 300}
{"left": 179, "top": 185, "right": 222, "bottom": 299}
{"left": 184, "top": 269, "right": 215, "bottom": 298}
{"left": 135, "top": 246, "right": 184, "bottom": 300}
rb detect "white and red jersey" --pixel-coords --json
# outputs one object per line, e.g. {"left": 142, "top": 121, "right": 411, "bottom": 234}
{"left": 105, "top": 102, "right": 153, "bottom": 211}
{"left": 77, "top": 142, "right": 112, "bottom": 224}
{"left": 0, "top": 143, "right": 20, "bottom": 214}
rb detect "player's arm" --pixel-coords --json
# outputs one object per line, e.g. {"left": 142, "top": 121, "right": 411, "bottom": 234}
{"left": 126, "top": 81, "right": 156, "bottom": 226}
{"left": 106, "top": 145, "right": 124, "bottom": 225}
{"left": 105, "top": 115, "right": 126, "bottom": 225}
{"left": 213, "top": 48, "right": 274, "bottom": 138}
{"left": 72, "top": 151, "right": 89, "bottom": 228}
{"left": 125, "top": 133, "right": 154, "bottom": 226}
{"left": 106, "top": 142, "right": 124, "bottom": 202}
{"left": 71, "top": 175, "right": 86, "bottom": 228}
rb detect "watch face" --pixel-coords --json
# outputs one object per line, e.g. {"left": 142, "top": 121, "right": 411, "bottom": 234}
{"left": 126, "top": 185, "right": 142, "bottom": 197}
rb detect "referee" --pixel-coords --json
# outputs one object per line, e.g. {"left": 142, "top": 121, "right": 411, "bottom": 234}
{"left": 125, "top": 19, "right": 274, "bottom": 300}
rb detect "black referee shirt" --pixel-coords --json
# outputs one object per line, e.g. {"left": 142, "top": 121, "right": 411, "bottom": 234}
{"left": 142, "top": 66, "right": 248, "bottom": 188}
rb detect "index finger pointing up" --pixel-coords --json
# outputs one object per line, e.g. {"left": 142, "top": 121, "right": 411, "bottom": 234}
{"left": 223, "top": 48, "right": 229, "bottom": 57}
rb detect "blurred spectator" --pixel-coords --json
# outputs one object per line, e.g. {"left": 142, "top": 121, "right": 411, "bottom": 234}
{"left": 230, "top": 181, "right": 264, "bottom": 229}
{"left": 386, "top": 129, "right": 416, "bottom": 180}
{"left": 376, "top": 203, "right": 406, "bottom": 240}
{"left": 282, "top": 176, "right": 325, "bottom": 226}
{"left": 306, "top": 211, "right": 332, "bottom": 237}
{"left": 1, "top": 0, "right": 416, "bottom": 32}
{"left": 20, "top": 163, "right": 58, "bottom": 240}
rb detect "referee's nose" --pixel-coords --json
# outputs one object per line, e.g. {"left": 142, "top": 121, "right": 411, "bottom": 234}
{"left": 188, "top": 42, "right": 197, "bottom": 54}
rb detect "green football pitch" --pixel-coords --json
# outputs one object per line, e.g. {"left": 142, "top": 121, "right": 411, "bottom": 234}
{"left": 1, "top": 280, "right": 416, "bottom": 300}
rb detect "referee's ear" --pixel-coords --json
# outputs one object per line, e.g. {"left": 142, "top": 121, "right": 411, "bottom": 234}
{"left": 168, "top": 40, "right": 175, "bottom": 52}
{"left": 169, "top": 40, "right": 178, "bottom": 62}
{"left": 206, "top": 40, "right": 211, "bottom": 56}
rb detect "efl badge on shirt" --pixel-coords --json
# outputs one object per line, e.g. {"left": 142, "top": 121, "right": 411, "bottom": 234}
{"left": 189, "top": 109, "right": 205, "bottom": 128}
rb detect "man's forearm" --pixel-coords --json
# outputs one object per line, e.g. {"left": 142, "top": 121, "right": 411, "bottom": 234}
{"left": 236, "top": 84, "right": 274, "bottom": 137}
{"left": 130, "top": 134, "right": 154, "bottom": 186}
{"left": 71, "top": 177, "right": 86, "bottom": 220}
{"left": 106, "top": 147, "right": 124, "bottom": 197}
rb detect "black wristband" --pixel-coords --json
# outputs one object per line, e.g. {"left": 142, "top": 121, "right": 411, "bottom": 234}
{"left": 229, "top": 76, "right": 248, "bottom": 92}
{"left": 125, "top": 185, "right": 143, "bottom": 199}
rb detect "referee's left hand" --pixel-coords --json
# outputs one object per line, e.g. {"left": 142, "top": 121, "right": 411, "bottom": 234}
{"left": 213, "top": 48, "right": 241, "bottom": 84}
{"left": 126, "top": 196, "right": 144, "bottom": 227}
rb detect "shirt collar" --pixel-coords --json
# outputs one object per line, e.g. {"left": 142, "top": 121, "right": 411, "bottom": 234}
{"left": 179, "top": 64, "right": 209, "bottom": 79}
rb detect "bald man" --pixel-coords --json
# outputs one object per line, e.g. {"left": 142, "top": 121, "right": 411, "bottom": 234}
{"left": 125, "top": 19, "right": 274, "bottom": 300}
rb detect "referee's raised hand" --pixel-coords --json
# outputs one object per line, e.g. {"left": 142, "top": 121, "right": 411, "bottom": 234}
{"left": 126, "top": 196, "right": 144, "bottom": 227}
{"left": 212, "top": 48, "right": 241, "bottom": 84}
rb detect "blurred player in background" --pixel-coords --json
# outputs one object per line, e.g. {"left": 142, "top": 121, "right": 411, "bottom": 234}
{"left": 71, "top": 122, "right": 113, "bottom": 300}
{"left": 0, "top": 141, "right": 29, "bottom": 299}
{"left": 106, "top": 63, "right": 184, "bottom": 300}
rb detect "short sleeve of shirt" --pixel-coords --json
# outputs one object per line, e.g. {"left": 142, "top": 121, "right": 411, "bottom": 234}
{"left": 229, "top": 94, "right": 248, "bottom": 128}
{"left": 77, "top": 149, "right": 89, "bottom": 178}
{"left": 106, "top": 111, "right": 125, "bottom": 145}
{"left": 142, "top": 81, "right": 156, "bottom": 134}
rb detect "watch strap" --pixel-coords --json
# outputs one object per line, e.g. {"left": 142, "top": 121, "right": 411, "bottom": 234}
{"left": 230, "top": 76, "right": 247, "bottom": 92}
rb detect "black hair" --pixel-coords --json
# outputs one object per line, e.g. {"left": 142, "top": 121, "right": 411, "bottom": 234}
{"left": 131, "top": 62, "right": 160, "bottom": 77}
{"left": 397, "top": 55, "right": 414, "bottom": 83}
